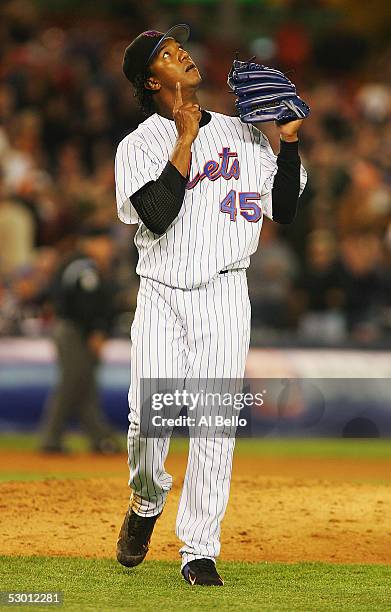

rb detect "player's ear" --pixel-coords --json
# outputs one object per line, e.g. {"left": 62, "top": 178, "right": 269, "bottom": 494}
{"left": 145, "top": 77, "right": 161, "bottom": 92}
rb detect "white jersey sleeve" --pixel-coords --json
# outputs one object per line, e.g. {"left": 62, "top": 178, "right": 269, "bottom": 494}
{"left": 258, "top": 131, "right": 307, "bottom": 221}
{"left": 115, "top": 136, "right": 162, "bottom": 225}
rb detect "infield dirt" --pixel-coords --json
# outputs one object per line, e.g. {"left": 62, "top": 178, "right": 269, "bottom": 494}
{"left": 1, "top": 451, "right": 390, "bottom": 564}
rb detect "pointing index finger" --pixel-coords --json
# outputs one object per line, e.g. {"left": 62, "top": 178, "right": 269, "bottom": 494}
{"left": 175, "top": 81, "right": 183, "bottom": 109}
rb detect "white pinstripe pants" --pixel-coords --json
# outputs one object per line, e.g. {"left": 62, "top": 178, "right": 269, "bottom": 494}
{"left": 127, "top": 270, "right": 251, "bottom": 567}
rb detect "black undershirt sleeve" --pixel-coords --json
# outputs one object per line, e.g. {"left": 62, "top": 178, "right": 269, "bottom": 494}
{"left": 271, "top": 139, "right": 301, "bottom": 224}
{"left": 130, "top": 161, "right": 187, "bottom": 235}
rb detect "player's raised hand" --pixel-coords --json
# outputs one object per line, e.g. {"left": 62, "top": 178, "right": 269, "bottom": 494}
{"left": 278, "top": 118, "right": 303, "bottom": 142}
{"left": 173, "top": 80, "right": 183, "bottom": 110}
{"left": 173, "top": 82, "right": 201, "bottom": 144}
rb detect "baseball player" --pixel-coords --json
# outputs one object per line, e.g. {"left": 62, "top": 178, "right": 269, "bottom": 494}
{"left": 115, "top": 24, "right": 307, "bottom": 586}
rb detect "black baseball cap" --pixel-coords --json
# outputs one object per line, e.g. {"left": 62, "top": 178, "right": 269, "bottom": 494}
{"left": 123, "top": 24, "right": 190, "bottom": 85}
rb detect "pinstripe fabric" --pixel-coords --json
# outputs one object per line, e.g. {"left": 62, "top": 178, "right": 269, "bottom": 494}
{"left": 127, "top": 270, "right": 250, "bottom": 566}
{"left": 115, "top": 111, "right": 307, "bottom": 290}
{"left": 117, "top": 109, "right": 307, "bottom": 567}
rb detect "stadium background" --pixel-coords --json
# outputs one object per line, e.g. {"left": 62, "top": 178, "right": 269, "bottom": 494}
{"left": 1, "top": 0, "right": 390, "bottom": 434}
{"left": 0, "top": 1, "right": 391, "bottom": 609}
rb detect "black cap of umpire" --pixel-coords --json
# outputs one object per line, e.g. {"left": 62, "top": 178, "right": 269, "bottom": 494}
{"left": 122, "top": 24, "right": 190, "bottom": 85}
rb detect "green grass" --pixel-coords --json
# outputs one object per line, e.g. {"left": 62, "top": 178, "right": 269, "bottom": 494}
{"left": 0, "top": 433, "right": 125, "bottom": 453}
{"left": 1, "top": 434, "right": 391, "bottom": 459}
{"left": 0, "top": 558, "right": 390, "bottom": 611}
{"left": 0, "top": 436, "right": 390, "bottom": 484}
{"left": 234, "top": 438, "right": 391, "bottom": 459}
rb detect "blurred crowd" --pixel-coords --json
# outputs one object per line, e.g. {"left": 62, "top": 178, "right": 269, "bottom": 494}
{"left": 0, "top": 0, "right": 390, "bottom": 347}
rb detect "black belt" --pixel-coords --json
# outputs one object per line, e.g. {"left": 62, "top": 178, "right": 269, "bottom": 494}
{"left": 219, "top": 268, "right": 244, "bottom": 275}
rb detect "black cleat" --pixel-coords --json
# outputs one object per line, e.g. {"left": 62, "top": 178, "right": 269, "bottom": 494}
{"left": 116, "top": 508, "right": 160, "bottom": 568}
{"left": 182, "top": 558, "right": 224, "bottom": 586}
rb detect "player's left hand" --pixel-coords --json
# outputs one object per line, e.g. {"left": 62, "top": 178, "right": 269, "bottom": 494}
{"left": 277, "top": 118, "right": 303, "bottom": 142}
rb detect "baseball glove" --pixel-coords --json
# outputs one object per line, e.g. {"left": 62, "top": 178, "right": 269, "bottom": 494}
{"left": 227, "top": 58, "right": 310, "bottom": 124}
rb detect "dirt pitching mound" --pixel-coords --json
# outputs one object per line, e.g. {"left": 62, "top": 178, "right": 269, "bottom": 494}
{"left": 0, "top": 452, "right": 390, "bottom": 564}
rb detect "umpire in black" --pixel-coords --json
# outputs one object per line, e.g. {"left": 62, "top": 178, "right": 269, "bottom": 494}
{"left": 40, "top": 225, "right": 120, "bottom": 453}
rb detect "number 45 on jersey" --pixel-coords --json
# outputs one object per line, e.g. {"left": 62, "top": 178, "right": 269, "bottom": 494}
{"left": 220, "top": 190, "right": 262, "bottom": 223}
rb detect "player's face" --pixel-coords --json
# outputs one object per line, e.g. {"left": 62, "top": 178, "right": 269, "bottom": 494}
{"left": 148, "top": 38, "right": 202, "bottom": 93}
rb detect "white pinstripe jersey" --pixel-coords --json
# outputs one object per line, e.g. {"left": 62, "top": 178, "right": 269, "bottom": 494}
{"left": 115, "top": 111, "right": 307, "bottom": 289}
